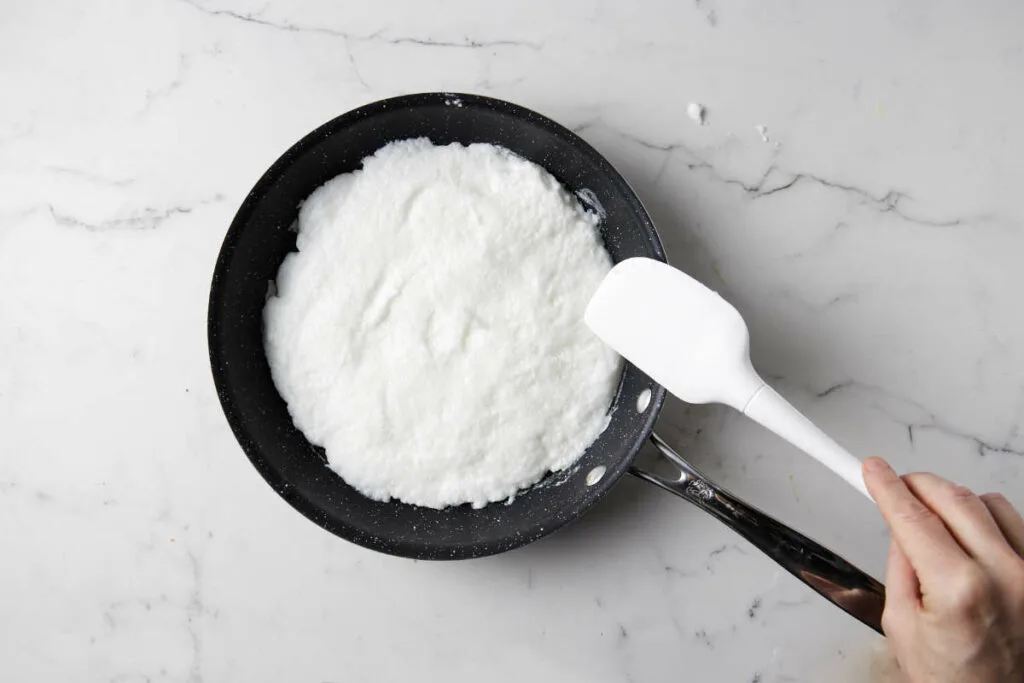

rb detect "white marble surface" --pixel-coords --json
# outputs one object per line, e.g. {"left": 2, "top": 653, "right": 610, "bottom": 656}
{"left": 2, "top": 0, "right": 1023, "bottom": 681}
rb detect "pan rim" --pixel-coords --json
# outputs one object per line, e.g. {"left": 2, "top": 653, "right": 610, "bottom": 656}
{"left": 207, "top": 92, "right": 667, "bottom": 559}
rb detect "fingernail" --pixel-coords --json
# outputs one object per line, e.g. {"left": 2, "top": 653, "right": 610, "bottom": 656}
{"left": 863, "top": 457, "right": 893, "bottom": 474}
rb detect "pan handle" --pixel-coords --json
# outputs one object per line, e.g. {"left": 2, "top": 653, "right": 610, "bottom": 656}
{"left": 630, "top": 433, "right": 885, "bottom": 635}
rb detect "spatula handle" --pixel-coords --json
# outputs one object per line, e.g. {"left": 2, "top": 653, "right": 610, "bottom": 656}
{"left": 743, "top": 383, "right": 871, "bottom": 499}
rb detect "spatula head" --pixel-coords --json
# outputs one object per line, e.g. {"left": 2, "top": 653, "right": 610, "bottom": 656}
{"left": 584, "top": 258, "right": 760, "bottom": 407}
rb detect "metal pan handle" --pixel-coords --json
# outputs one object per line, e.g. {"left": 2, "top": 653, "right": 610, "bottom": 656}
{"left": 630, "top": 433, "right": 885, "bottom": 634}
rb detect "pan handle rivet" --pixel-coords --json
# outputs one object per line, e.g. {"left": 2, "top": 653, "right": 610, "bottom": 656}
{"left": 636, "top": 388, "right": 652, "bottom": 413}
{"left": 586, "top": 465, "right": 607, "bottom": 486}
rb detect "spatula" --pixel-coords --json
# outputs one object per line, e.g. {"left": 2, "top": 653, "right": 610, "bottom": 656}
{"left": 585, "top": 257, "right": 871, "bottom": 500}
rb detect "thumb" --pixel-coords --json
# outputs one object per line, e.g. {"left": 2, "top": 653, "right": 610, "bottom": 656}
{"left": 863, "top": 457, "right": 970, "bottom": 585}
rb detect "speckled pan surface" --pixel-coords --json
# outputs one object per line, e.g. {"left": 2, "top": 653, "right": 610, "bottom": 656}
{"left": 207, "top": 92, "right": 666, "bottom": 559}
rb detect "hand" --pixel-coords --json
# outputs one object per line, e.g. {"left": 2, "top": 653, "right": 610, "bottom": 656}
{"left": 863, "top": 457, "right": 1024, "bottom": 683}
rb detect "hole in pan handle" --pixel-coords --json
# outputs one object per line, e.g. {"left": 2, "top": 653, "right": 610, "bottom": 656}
{"left": 630, "top": 433, "right": 886, "bottom": 635}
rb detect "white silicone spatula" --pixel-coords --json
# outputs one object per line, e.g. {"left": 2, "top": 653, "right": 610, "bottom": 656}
{"left": 585, "top": 257, "right": 871, "bottom": 500}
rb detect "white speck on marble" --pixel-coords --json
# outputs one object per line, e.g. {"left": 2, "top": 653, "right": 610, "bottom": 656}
{"left": 687, "top": 102, "right": 707, "bottom": 126}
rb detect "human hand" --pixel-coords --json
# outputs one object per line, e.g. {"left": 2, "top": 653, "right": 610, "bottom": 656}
{"left": 863, "top": 457, "right": 1024, "bottom": 683}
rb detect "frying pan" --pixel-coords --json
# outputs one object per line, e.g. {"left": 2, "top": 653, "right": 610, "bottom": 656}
{"left": 208, "top": 93, "right": 885, "bottom": 633}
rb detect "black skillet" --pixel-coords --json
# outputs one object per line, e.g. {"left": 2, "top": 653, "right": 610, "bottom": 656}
{"left": 208, "top": 93, "right": 885, "bottom": 633}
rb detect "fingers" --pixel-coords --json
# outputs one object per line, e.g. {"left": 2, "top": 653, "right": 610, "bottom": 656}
{"left": 885, "top": 538, "right": 920, "bottom": 605}
{"left": 882, "top": 539, "right": 919, "bottom": 637}
{"left": 864, "top": 457, "right": 970, "bottom": 582}
{"left": 980, "top": 492, "right": 1024, "bottom": 558}
{"left": 901, "top": 472, "right": 1016, "bottom": 567}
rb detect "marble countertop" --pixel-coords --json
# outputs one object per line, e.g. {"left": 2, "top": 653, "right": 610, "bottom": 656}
{"left": 3, "top": 1, "right": 1023, "bottom": 681}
